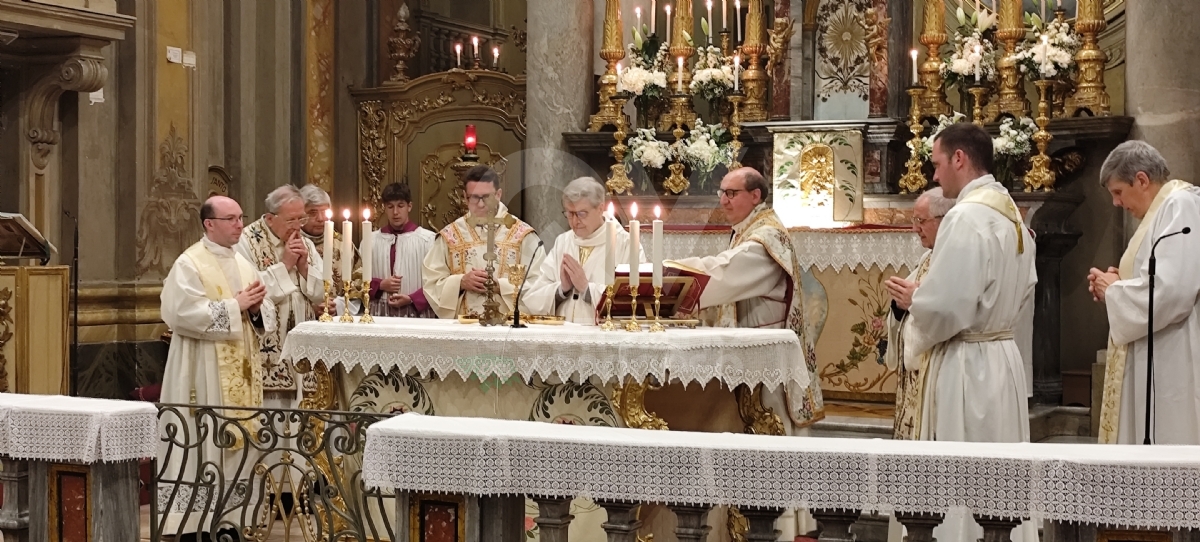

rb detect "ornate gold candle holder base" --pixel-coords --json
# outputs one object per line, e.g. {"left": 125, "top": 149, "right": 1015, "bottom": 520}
{"left": 649, "top": 286, "right": 665, "bottom": 333}
{"left": 727, "top": 91, "right": 745, "bottom": 169}
{"left": 606, "top": 91, "right": 634, "bottom": 195}
{"left": 899, "top": 87, "right": 929, "bottom": 195}
{"left": 968, "top": 85, "right": 990, "bottom": 126}
{"left": 339, "top": 280, "right": 356, "bottom": 322}
{"left": 624, "top": 290, "right": 642, "bottom": 332}
{"left": 319, "top": 280, "right": 334, "bottom": 322}
{"left": 662, "top": 93, "right": 692, "bottom": 195}
{"left": 358, "top": 288, "right": 374, "bottom": 324}
{"left": 1024, "top": 79, "right": 1057, "bottom": 192}
{"left": 1065, "top": 5, "right": 1111, "bottom": 117}
{"left": 600, "top": 284, "right": 618, "bottom": 331}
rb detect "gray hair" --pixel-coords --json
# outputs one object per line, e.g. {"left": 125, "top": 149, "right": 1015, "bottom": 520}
{"left": 561, "top": 177, "right": 606, "bottom": 208}
{"left": 264, "top": 184, "right": 303, "bottom": 214}
{"left": 299, "top": 184, "right": 331, "bottom": 207}
{"left": 1099, "top": 140, "right": 1171, "bottom": 187}
{"left": 916, "top": 187, "right": 955, "bottom": 218}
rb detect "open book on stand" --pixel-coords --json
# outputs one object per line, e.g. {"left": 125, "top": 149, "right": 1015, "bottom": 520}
{"left": 595, "top": 262, "right": 710, "bottom": 320}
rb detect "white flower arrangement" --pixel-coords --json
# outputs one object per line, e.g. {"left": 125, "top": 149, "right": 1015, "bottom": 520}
{"left": 993, "top": 117, "right": 1037, "bottom": 157}
{"left": 620, "top": 66, "right": 668, "bottom": 97}
{"left": 676, "top": 120, "right": 734, "bottom": 184}
{"left": 911, "top": 112, "right": 968, "bottom": 159}
{"left": 627, "top": 128, "right": 672, "bottom": 169}
{"left": 689, "top": 46, "right": 735, "bottom": 102}
{"left": 1014, "top": 16, "right": 1079, "bottom": 80}
{"left": 940, "top": 7, "right": 999, "bottom": 89}
{"left": 624, "top": 29, "right": 671, "bottom": 101}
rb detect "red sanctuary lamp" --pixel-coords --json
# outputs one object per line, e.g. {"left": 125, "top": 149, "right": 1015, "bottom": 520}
{"left": 463, "top": 124, "right": 478, "bottom": 156}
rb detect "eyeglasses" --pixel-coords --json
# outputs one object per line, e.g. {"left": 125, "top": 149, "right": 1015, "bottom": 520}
{"left": 269, "top": 213, "right": 308, "bottom": 226}
{"left": 209, "top": 215, "right": 248, "bottom": 223}
{"left": 467, "top": 194, "right": 496, "bottom": 205}
{"left": 562, "top": 210, "right": 591, "bottom": 220}
{"left": 913, "top": 215, "right": 943, "bottom": 226}
{"left": 717, "top": 188, "right": 745, "bottom": 199}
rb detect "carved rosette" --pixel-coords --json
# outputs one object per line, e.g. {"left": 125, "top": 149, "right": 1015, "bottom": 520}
{"left": 27, "top": 55, "right": 108, "bottom": 170}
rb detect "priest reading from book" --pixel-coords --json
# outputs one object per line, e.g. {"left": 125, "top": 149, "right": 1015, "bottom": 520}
{"left": 1088, "top": 140, "right": 1200, "bottom": 445}
{"left": 421, "top": 164, "right": 545, "bottom": 319}
{"left": 525, "top": 177, "right": 645, "bottom": 324}
{"left": 369, "top": 182, "right": 436, "bottom": 318}
{"left": 669, "top": 167, "right": 825, "bottom": 434}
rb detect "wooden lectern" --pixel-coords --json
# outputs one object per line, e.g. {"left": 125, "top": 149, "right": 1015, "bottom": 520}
{"left": 0, "top": 213, "right": 68, "bottom": 394}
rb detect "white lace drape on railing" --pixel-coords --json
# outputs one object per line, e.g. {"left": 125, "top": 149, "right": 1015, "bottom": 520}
{"left": 363, "top": 414, "right": 1200, "bottom": 531}
{"left": 662, "top": 229, "right": 924, "bottom": 271}
{"left": 280, "top": 318, "right": 807, "bottom": 390}
{"left": 0, "top": 393, "right": 159, "bottom": 462}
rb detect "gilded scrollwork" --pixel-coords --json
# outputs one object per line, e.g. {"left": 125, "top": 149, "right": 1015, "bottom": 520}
{"left": 734, "top": 384, "right": 785, "bottom": 436}
{"left": 0, "top": 287, "right": 12, "bottom": 392}
{"left": 359, "top": 101, "right": 388, "bottom": 209}
{"left": 611, "top": 376, "right": 668, "bottom": 430}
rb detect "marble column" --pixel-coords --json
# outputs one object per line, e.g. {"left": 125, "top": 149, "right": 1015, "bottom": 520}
{"left": 886, "top": 0, "right": 913, "bottom": 118}
{"left": 787, "top": 0, "right": 806, "bottom": 120}
{"left": 770, "top": 1, "right": 791, "bottom": 120}
{"left": 1127, "top": 0, "right": 1200, "bottom": 182}
{"left": 525, "top": 0, "right": 594, "bottom": 238}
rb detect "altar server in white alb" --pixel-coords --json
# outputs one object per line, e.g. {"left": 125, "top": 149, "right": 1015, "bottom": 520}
{"left": 888, "top": 122, "right": 1036, "bottom": 443}
{"left": 159, "top": 195, "right": 274, "bottom": 536}
{"left": 1088, "top": 140, "right": 1200, "bottom": 445}
{"left": 422, "top": 165, "right": 544, "bottom": 319}
{"left": 236, "top": 185, "right": 324, "bottom": 408}
{"left": 525, "top": 177, "right": 644, "bottom": 324}
{"left": 369, "top": 182, "right": 436, "bottom": 318}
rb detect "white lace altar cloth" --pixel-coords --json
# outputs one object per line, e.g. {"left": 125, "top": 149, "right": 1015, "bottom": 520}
{"left": 364, "top": 413, "right": 1200, "bottom": 530}
{"left": 0, "top": 393, "right": 158, "bottom": 463}
{"left": 663, "top": 228, "right": 924, "bottom": 272}
{"left": 279, "top": 317, "right": 807, "bottom": 390}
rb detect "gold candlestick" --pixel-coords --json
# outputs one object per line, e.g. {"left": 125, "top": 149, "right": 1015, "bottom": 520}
{"left": 589, "top": 0, "right": 628, "bottom": 131}
{"left": 987, "top": 0, "right": 1030, "bottom": 121}
{"left": 917, "top": 0, "right": 952, "bottom": 119}
{"left": 649, "top": 285, "right": 665, "bottom": 332}
{"left": 1024, "top": 79, "right": 1057, "bottom": 192}
{"left": 899, "top": 87, "right": 929, "bottom": 194}
{"left": 625, "top": 287, "right": 642, "bottom": 332}
{"left": 738, "top": 0, "right": 769, "bottom": 122}
{"left": 601, "top": 284, "right": 618, "bottom": 331}
{"left": 1065, "top": 0, "right": 1110, "bottom": 117}
{"left": 319, "top": 280, "right": 334, "bottom": 322}
{"left": 663, "top": 92, "right": 692, "bottom": 195}
{"left": 358, "top": 282, "right": 374, "bottom": 323}
{"left": 607, "top": 91, "right": 635, "bottom": 195}
{"left": 339, "top": 279, "right": 356, "bottom": 322}
{"left": 727, "top": 91, "right": 745, "bottom": 169}
{"left": 968, "top": 85, "right": 990, "bottom": 126}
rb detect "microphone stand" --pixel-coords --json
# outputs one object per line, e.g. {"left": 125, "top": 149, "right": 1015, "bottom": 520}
{"left": 511, "top": 241, "right": 544, "bottom": 329}
{"left": 63, "top": 210, "right": 79, "bottom": 396}
{"left": 1144, "top": 226, "right": 1191, "bottom": 444}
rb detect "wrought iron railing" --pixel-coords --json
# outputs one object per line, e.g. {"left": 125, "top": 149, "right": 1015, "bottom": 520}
{"left": 152, "top": 404, "right": 395, "bottom": 542}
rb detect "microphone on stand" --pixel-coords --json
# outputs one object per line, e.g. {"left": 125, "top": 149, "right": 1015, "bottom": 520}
{"left": 63, "top": 210, "right": 79, "bottom": 396}
{"left": 511, "top": 240, "right": 545, "bottom": 329}
{"left": 1144, "top": 226, "right": 1191, "bottom": 445}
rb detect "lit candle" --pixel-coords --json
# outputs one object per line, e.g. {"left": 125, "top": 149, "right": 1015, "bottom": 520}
{"left": 464, "top": 124, "right": 477, "bottom": 154}
{"left": 723, "top": 0, "right": 728, "bottom": 29}
{"left": 735, "top": 0, "right": 741, "bottom": 42}
{"left": 493, "top": 46, "right": 499, "bottom": 68}
{"left": 677, "top": 56, "right": 684, "bottom": 92}
{"left": 454, "top": 43, "right": 462, "bottom": 67}
{"left": 665, "top": 4, "right": 672, "bottom": 41}
{"left": 360, "top": 209, "right": 373, "bottom": 287}
{"left": 629, "top": 203, "right": 640, "bottom": 294}
{"left": 706, "top": 0, "right": 714, "bottom": 42}
{"left": 974, "top": 44, "right": 982, "bottom": 84}
{"left": 652, "top": 206, "right": 663, "bottom": 288}
{"left": 636, "top": 6, "right": 642, "bottom": 32}
{"left": 322, "top": 209, "right": 333, "bottom": 283}
{"left": 616, "top": 62, "right": 624, "bottom": 92}
{"left": 651, "top": 0, "right": 657, "bottom": 34}
{"left": 734, "top": 54, "right": 740, "bottom": 91}
{"left": 340, "top": 209, "right": 353, "bottom": 285}
{"left": 1056, "top": 0, "right": 1061, "bottom": 7}
{"left": 472, "top": 36, "right": 479, "bottom": 59}
{"left": 910, "top": 49, "right": 919, "bottom": 85}
{"left": 605, "top": 202, "right": 617, "bottom": 286}
{"left": 1041, "top": 0, "right": 1046, "bottom": 20}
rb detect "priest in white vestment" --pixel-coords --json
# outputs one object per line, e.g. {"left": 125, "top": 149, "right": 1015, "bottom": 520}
{"left": 525, "top": 177, "right": 644, "bottom": 324}
{"left": 159, "top": 195, "right": 276, "bottom": 536}
{"left": 1088, "top": 141, "right": 1200, "bottom": 445}
{"left": 235, "top": 184, "right": 324, "bottom": 409}
{"left": 422, "top": 165, "right": 544, "bottom": 319}
{"left": 300, "top": 184, "right": 361, "bottom": 316}
{"left": 369, "top": 182, "right": 436, "bottom": 318}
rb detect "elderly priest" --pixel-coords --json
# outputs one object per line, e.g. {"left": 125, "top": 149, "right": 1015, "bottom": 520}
{"left": 525, "top": 177, "right": 644, "bottom": 324}
{"left": 422, "top": 165, "right": 544, "bottom": 319}
{"left": 1089, "top": 141, "right": 1200, "bottom": 445}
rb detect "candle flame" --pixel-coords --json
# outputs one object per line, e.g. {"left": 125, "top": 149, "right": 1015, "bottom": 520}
{"left": 455, "top": 43, "right": 462, "bottom": 53}
{"left": 1041, "top": 34, "right": 1049, "bottom": 44}
{"left": 734, "top": 0, "right": 739, "bottom": 9}
{"left": 493, "top": 46, "right": 499, "bottom": 56}
{"left": 665, "top": 4, "right": 671, "bottom": 14}
{"left": 654, "top": 205, "right": 662, "bottom": 219}
{"left": 635, "top": 6, "right": 641, "bottom": 16}
{"left": 325, "top": 209, "right": 333, "bottom": 219}
{"left": 607, "top": 201, "right": 615, "bottom": 219}
{"left": 911, "top": 49, "right": 918, "bottom": 60}
{"left": 630, "top": 202, "right": 639, "bottom": 218}
{"left": 472, "top": 36, "right": 478, "bottom": 46}
{"left": 343, "top": 209, "right": 350, "bottom": 220}
{"left": 706, "top": 0, "right": 712, "bottom": 8}
{"left": 363, "top": 208, "right": 371, "bottom": 220}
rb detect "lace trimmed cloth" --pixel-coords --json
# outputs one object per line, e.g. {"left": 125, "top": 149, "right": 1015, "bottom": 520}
{"left": 0, "top": 393, "right": 159, "bottom": 463}
{"left": 662, "top": 228, "right": 924, "bottom": 271}
{"left": 364, "top": 413, "right": 1200, "bottom": 531}
{"left": 279, "top": 317, "right": 808, "bottom": 390}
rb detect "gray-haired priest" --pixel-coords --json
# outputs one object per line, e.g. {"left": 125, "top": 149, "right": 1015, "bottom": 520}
{"left": 525, "top": 177, "right": 645, "bottom": 324}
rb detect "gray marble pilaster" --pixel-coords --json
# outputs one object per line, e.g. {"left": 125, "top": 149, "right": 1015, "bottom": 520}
{"left": 975, "top": 515, "right": 1022, "bottom": 542}
{"left": 92, "top": 460, "right": 141, "bottom": 542}
{"left": 533, "top": 496, "right": 574, "bottom": 542}
{"left": 1127, "top": 0, "right": 1200, "bottom": 182}
{"left": 812, "top": 509, "right": 860, "bottom": 542}
{"left": 670, "top": 504, "right": 712, "bottom": 542}
{"left": 741, "top": 507, "right": 784, "bottom": 542}
{"left": 479, "top": 495, "right": 525, "bottom": 542}
{"left": 0, "top": 459, "right": 29, "bottom": 542}
{"left": 525, "top": 0, "right": 595, "bottom": 239}
{"left": 886, "top": 0, "right": 913, "bottom": 118}
{"left": 598, "top": 501, "right": 643, "bottom": 542}
{"left": 894, "top": 512, "right": 943, "bottom": 542}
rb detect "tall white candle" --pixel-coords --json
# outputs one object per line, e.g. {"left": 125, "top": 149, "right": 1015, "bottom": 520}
{"left": 636, "top": 6, "right": 642, "bottom": 32}
{"left": 665, "top": 4, "right": 672, "bottom": 41}
{"left": 722, "top": 0, "right": 728, "bottom": 29}
{"left": 322, "top": 210, "right": 334, "bottom": 283}
{"left": 360, "top": 209, "right": 373, "bottom": 287}
{"left": 472, "top": 36, "right": 479, "bottom": 58}
{"left": 340, "top": 209, "right": 353, "bottom": 285}
{"left": 629, "top": 203, "right": 640, "bottom": 292}
{"left": 734, "top": 54, "right": 740, "bottom": 91}
{"left": 735, "top": 0, "right": 741, "bottom": 41}
{"left": 455, "top": 43, "right": 462, "bottom": 67}
{"left": 974, "top": 45, "right": 982, "bottom": 84}
{"left": 1041, "top": 0, "right": 1046, "bottom": 20}
{"left": 651, "top": 0, "right": 657, "bottom": 35}
{"left": 605, "top": 202, "right": 617, "bottom": 286}
{"left": 1056, "top": 0, "right": 1061, "bottom": 7}
{"left": 677, "top": 56, "right": 684, "bottom": 92}
{"left": 910, "top": 49, "right": 919, "bottom": 85}
{"left": 652, "top": 206, "right": 663, "bottom": 288}
{"left": 493, "top": 47, "right": 499, "bottom": 68}
{"left": 706, "top": 0, "right": 713, "bottom": 42}
{"left": 616, "top": 62, "right": 624, "bottom": 92}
